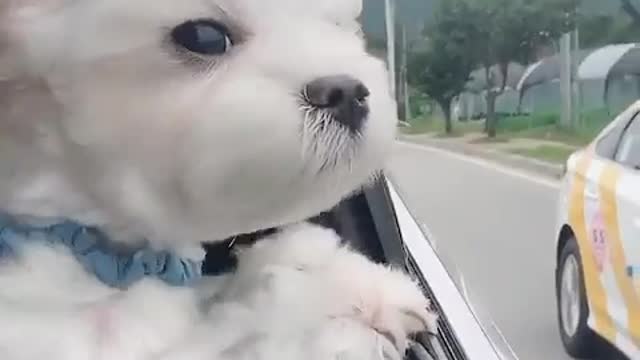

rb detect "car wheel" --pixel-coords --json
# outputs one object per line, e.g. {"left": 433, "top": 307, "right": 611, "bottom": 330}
{"left": 556, "top": 235, "right": 602, "bottom": 358}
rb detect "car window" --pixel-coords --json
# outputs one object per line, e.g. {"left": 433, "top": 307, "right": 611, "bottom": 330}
{"left": 383, "top": 1, "right": 640, "bottom": 359}
{"left": 596, "top": 123, "right": 624, "bottom": 159}
{"left": 615, "top": 115, "right": 640, "bottom": 169}
{"left": 595, "top": 117, "right": 628, "bottom": 160}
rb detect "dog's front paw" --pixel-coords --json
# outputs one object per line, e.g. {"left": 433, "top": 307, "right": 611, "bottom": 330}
{"left": 328, "top": 254, "right": 437, "bottom": 355}
{"left": 268, "top": 223, "right": 438, "bottom": 354}
{"left": 230, "top": 222, "right": 437, "bottom": 356}
{"left": 361, "top": 270, "right": 437, "bottom": 353}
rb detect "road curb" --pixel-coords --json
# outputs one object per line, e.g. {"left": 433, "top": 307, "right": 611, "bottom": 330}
{"left": 399, "top": 135, "right": 565, "bottom": 180}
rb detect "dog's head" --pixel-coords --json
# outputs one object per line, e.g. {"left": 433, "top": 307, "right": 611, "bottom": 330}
{"left": 1, "top": 0, "right": 397, "bottom": 246}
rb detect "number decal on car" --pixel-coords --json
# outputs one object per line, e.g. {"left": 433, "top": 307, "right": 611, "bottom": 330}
{"left": 591, "top": 212, "right": 608, "bottom": 273}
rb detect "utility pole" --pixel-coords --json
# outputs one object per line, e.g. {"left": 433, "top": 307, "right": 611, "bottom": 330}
{"left": 384, "top": 0, "right": 396, "bottom": 99}
{"left": 559, "top": 32, "right": 572, "bottom": 128}
{"left": 401, "top": 25, "right": 411, "bottom": 121}
{"left": 571, "top": 28, "right": 580, "bottom": 127}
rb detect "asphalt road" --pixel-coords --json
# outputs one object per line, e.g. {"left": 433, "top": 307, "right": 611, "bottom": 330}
{"left": 388, "top": 141, "right": 570, "bottom": 360}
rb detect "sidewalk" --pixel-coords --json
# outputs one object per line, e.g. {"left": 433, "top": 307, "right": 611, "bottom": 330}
{"left": 399, "top": 132, "right": 577, "bottom": 179}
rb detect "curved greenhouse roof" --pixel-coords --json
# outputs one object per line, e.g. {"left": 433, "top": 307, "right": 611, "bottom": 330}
{"left": 609, "top": 45, "right": 640, "bottom": 77}
{"left": 578, "top": 43, "right": 637, "bottom": 79}
{"left": 517, "top": 43, "right": 640, "bottom": 92}
{"left": 458, "top": 42, "right": 640, "bottom": 117}
{"left": 516, "top": 49, "right": 593, "bottom": 91}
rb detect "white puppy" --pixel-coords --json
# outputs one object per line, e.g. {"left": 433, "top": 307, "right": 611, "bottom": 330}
{"left": 0, "top": 0, "right": 435, "bottom": 359}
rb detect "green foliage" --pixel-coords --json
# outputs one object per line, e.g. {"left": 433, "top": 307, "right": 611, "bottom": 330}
{"left": 578, "top": 107, "right": 614, "bottom": 137}
{"left": 401, "top": 115, "right": 485, "bottom": 136}
{"left": 407, "top": 49, "right": 471, "bottom": 105}
{"left": 407, "top": 0, "right": 585, "bottom": 136}
{"left": 460, "top": 0, "right": 579, "bottom": 136}
{"left": 498, "top": 113, "right": 559, "bottom": 132}
{"left": 410, "top": 0, "right": 579, "bottom": 93}
{"left": 574, "top": 0, "right": 640, "bottom": 48}
{"left": 494, "top": 108, "right": 613, "bottom": 146}
{"left": 619, "top": 0, "right": 640, "bottom": 27}
{"left": 578, "top": 13, "right": 640, "bottom": 48}
{"left": 408, "top": 90, "right": 432, "bottom": 118}
{"left": 578, "top": 15, "right": 615, "bottom": 48}
{"left": 407, "top": 0, "right": 478, "bottom": 132}
{"left": 401, "top": 116, "right": 446, "bottom": 135}
{"left": 403, "top": 108, "right": 614, "bottom": 147}
{"left": 466, "top": 0, "right": 578, "bottom": 72}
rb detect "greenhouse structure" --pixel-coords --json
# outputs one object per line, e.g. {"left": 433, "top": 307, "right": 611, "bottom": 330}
{"left": 455, "top": 63, "right": 525, "bottom": 120}
{"left": 453, "top": 43, "right": 640, "bottom": 121}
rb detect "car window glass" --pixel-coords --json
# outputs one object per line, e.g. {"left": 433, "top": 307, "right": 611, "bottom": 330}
{"left": 595, "top": 124, "right": 623, "bottom": 159}
{"left": 615, "top": 116, "right": 640, "bottom": 169}
{"left": 595, "top": 112, "right": 637, "bottom": 159}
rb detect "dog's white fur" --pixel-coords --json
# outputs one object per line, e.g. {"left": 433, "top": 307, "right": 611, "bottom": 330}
{"left": 0, "top": 0, "right": 434, "bottom": 359}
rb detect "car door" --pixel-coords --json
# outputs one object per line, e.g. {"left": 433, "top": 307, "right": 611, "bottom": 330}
{"left": 565, "top": 107, "right": 640, "bottom": 349}
{"left": 608, "top": 113, "right": 640, "bottom": 351}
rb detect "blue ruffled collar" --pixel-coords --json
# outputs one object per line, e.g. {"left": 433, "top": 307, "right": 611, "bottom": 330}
{"left": 0, "top": 214, "right": 202, "bottom": 289}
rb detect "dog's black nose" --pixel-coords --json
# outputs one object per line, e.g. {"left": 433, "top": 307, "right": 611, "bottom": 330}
{"left": 304, "top": 75, "right": 370, "bottom": 133}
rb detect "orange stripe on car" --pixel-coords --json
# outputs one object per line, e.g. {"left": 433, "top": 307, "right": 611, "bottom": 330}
{"left": 569, "top": 154, "right": 616, "bottom": 342}
{"left": 600, "top": 164, "right": 640, "bottom": 347}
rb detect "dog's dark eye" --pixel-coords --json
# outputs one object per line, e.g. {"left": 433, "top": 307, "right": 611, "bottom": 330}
{"left": 171, "top": 20, "right": 232, "bottom": 55}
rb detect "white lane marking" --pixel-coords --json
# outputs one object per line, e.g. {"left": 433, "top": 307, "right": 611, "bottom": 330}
{"left": 396, "top": 141, "right": 561, "bottom": 190}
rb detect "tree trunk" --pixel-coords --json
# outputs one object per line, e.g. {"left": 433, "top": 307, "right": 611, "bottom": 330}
{"left": 483, "top": 65, "right": 493, "bottom": 134}
{"left": 439, "top": 99, "right": 453, "bottom": 134}
{"left": 486, "top": 91, "right": 498, "bottom": 138}
{"left": 484, "top": 111, "right": 489, "bottom": 133}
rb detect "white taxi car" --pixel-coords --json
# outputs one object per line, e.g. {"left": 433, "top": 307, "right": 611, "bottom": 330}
{"left": 556, "top": 101, "right": 640, "bottom": 359}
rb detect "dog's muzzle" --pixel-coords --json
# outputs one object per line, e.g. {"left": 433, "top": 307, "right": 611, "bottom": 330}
{"left": 303, "top": 75, "right": 370, "bottom": 133}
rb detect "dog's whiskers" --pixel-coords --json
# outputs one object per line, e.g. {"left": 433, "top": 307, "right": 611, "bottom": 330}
{"left": 298, "top": 91, "right": 361, "bottom": 175}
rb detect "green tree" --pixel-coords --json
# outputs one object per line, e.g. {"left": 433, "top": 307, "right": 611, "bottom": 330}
{"left": 467, "top": 0, "right": 578, "bottom": 137}
{"left": 577, "top": 14, "right": 616, "bottom": 48}
{"left": 407, "top": 0, "right": 477, "bottom": 134}
{"left": 578, "top": 13, "right": 640, "bottom": 48}
{"left": 408, "top": 0, "right": 578, "bottom": 137}
{"left": 620, "top": 0, "right": 640, "bottom": 27}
